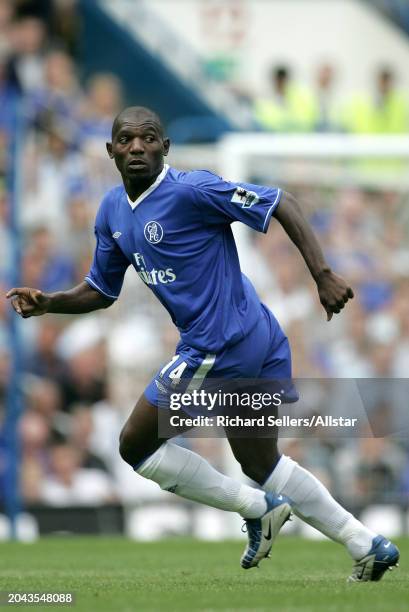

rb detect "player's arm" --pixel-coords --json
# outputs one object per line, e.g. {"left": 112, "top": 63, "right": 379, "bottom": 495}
{"left": 273, "top": 191, "right": 354, "bottom": 320}
{"left": 189, "top": 172, "right": 352, "bottom": 319}
{"left": 6, "top": 281, "right": 113, "bottom": 319}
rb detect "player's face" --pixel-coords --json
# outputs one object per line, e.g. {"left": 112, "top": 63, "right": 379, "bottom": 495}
{"left": 107, "top": 118, "right": 169, "bottom": 182}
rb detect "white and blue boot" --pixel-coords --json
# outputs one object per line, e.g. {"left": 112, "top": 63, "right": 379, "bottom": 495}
{"left": 241, "top": 492, "right": 292, "bottom": 569}
{"left": 348, "top": 535, "right": 400, "bottom": 582}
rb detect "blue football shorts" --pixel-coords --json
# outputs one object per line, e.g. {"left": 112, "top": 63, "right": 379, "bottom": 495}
{"left": 144, "top": 304, "right": 298, "bottom": 410}
{"left": 145, "top": 304, "right": 299, "bottom": 408}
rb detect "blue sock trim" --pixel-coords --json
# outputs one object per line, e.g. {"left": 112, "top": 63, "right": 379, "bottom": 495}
{"left": 260, "top": 454, "right": 282, "bottom": 487}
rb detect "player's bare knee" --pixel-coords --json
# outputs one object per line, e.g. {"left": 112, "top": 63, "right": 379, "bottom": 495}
{"left": 118, "top": 422, "right": 163, "bottom": 467}
{"left": 118, "top": 423, "right": 139, "bottom": 466}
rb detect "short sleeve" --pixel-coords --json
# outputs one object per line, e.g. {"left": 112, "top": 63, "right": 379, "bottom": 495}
{"left": 192, "top": 171, "right": 282, "bottom": 233}
{"left": 85, "top": 195, "right": 130, "bottom": 300}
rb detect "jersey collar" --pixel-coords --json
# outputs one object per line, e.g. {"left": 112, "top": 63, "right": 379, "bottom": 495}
{"left": 126, "top": 164, "right": 169, "bottom": 210}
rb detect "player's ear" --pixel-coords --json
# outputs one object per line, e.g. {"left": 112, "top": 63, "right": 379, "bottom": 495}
{"left": 106, "top": 142, "right": 114, "bottom": 159}
{"left": 163, "top": 137, "right": 170, "bottom": 156}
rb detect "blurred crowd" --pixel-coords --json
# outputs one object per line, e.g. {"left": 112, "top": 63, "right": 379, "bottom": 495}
{"left": 0, "top": 0, "right": 408, "bottom": 531}
{"left": 0, "top": 0, "right": 128, "bottom": 511}
{"left": 249, "top": 184, "right": 409, "bottom": 511}
{"left": 252, "top": 63, "right": 409, "bottom": 134}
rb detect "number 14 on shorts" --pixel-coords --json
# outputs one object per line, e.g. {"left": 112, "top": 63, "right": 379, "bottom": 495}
{"left": 160, "top": 355, "right": 188, "bottom": 385}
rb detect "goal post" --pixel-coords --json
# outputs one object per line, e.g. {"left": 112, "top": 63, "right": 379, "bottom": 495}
{"left": 218, "top": 133, "right": 409, "bottom": 189}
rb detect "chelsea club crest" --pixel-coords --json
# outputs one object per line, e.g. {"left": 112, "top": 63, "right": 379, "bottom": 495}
{"left": 144, "top": 221, "right": 164, "bottom": 244}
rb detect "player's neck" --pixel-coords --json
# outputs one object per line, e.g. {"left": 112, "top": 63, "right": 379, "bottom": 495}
{"left": 124, "top": 169, "right": 163, "bottom": 202}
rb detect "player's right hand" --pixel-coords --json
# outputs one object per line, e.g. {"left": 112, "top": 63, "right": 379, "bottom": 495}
{"left": 6, "top": 287, "right": 51, "bottom": 318}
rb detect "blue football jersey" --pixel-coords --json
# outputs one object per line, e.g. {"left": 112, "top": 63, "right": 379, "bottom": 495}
{"left": 85, "top": 165, "right": 282, "bottom": 352}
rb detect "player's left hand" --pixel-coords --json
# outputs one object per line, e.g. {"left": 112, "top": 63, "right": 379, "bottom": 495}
{"left": 316, "top": 270, "right": 354, "bottom": 321}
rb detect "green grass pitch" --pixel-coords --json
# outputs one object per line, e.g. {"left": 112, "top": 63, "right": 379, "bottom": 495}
{"left": 0, "top": 537, "right": 407, "bottom": 611}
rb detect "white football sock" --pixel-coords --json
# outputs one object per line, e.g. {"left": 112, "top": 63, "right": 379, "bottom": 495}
{"left": 263, "top": 455, "right": 376, "bottom": 560}
{"left": 136, "top": 441, "right": 267, "bottom": 518}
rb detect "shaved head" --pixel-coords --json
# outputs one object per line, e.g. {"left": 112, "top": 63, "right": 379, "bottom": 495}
{"left": 112, "top": 106, "right": 164, "bottom": 139}
{"left": 107, "top": 105, "right": 170, "bottom": 197}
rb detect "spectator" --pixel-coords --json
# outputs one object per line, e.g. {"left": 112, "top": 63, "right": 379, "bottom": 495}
{"left": 19, "top": 409, "right": 51, "bottom": 502}
{"left": 6, "top": 15, "right": 46, "bottom": 93}
{"left": 40, "top": 443, "right": 115, "bottom": 506}
{"left": 313, "top": 63, "right": 339, "bottom": 132}
{"left": 254, "top": 65, "right": 316, "bottom": 132}
{"left": 341, "top": 67, "right": 409, "bottom": 134}
{"left": 55, "top": 320, "right": 108, "bottom": 411}
{"left": 80, "top": 73, "right": 123, "bottom": 145}
{"left": 334, "top": 437, "right": 406, "bottom": 506}
{"left": 30, "top": 49, "right": 82, "bottom": 128}
{"left": 69, "top": 404, "right": 111, "bottom": 473}
{"left": 25, "top": 318, "right": 66, "bottom": 380}
{"left": 21, "top": 226, "right": 77, "bottom": 292}
{"left": 51, "top": 0, "right": 80, "bottom": 55}
{"left": 25, "top": 375, "right": 62, "bottom": 421}
{"left": 21, "top": 121, "right": 85, "bottom": 237}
